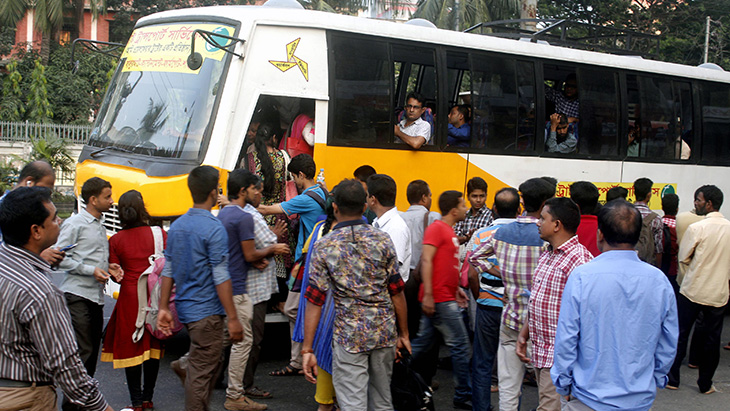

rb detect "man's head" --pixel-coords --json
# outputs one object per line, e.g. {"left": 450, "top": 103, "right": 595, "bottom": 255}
{"left": 448, "top": 105, "right": 469, "bottom": 127}
{"left": 228, "top": 169, "right": 263, "bottom": 207}
{"left": 597, "top": 199, "right": 642, "bottom": 250}
{"left": 541, "top": 176, "right": 558, "bottom": 196}
{"left": 606, "top": 186, "right": 628, "bottom": 203}
{"left": 404, "top": 92, "right": 426, "bottom": 123}
{"left": 493, "top": 187, "right": 520, "bottom": 219}
{"left": 438, "top": 190, "right": 467, "bottom": 222}
{"left": 570, "top": 181, "right": 599, "bottom": 216}
{"left": 662, "top": 194, "right": 679, "bottom": 217}
{"left": 519, "top": 178, "right": 555, "bottom": 213}
{"left": 288, "top": 154, "right": 316, "bottom": 190}
{"left": 0, "top": 187, "right": 59, "bottom": 252}
{"left": 563, "top": 73, "right": 578, "bottom": 100}
{"left": 333, "top": 179, "right": 367, "bottom": 219}
{"left": 81, "top": 177, "right": 113, "bottom": 213}
{"left": 188, "top": 165, "right": 219, "bottom": 205}
{"left": 466, "top": 177, "right": 488, "bottom": 211}
{"left": 406, "top": 179, "right": 432, "bottom": 209}
{"left": 118, "top": 190, "right": 150, "bottom": 229}
{"left": 633, "top": 178, "right": 653, "bottom": 203}
{"left": 17, "top": 160, "right": 55, "bottom": 189}
{"left": 539, "top": 197, "right": 581, "bottom": 242}
{"left": 366, "top": 174, "right": 397, "bottom": 210}
{"left": 354, "top": 165, "right": 377, "bottom": 192}
{"left": 554, "top": 113, "right": 570, "bottom": 138}
{"left": 694, "top": 185, "right": 723, "bottom": 215}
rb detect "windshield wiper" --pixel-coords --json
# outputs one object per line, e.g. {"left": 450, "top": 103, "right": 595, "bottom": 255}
{"left": 90, "top": 145, "right": 135, "bottom": 157}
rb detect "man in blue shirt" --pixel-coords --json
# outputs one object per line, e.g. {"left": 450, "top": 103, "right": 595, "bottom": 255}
{"left": 447, "top": 104, "right": 471, "bottom": 147}
{"left": 259, "top": 154, "right": 326, "bottom": 377}
{"left": 158, "top": 165, "right": 243, "bottom": 411}
{"left": 551, "top": 200, "right": 678, "bottom": 411}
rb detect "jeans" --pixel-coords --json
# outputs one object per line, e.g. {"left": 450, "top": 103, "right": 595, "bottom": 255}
{"left": 498, "top": 324, "right": 527, "bottom": 411}
{"left": 472, "top": 305, "right": 501, "bottom": 411}
{"left": 412, "top": 300, "right": 472, "bottom": 403}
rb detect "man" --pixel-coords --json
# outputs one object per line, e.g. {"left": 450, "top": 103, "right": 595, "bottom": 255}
{"left": 411, "top": 190, "right": 472, "bottom": 409}
{"left": 368, "top": 174, "right": 412, "bottom": 282}
{"left": 465, "top": 187, "right": 520, "bottom": 411}
{"left": 605, "top": 186, "right": 628, "bottom": 203}
{"left": 469, "top": 177, "right": 554, "bottom": 411}
{"left": 667, "top": 185, "right": 730, "bottom": 394}
{"left": 516, "top": 197, "right": 593, "bottom": 411}
{"left": 0, "top": 187, "right": 113, "bottom": 411}
{"left": 551, "top": 200, "right": 678, "bottom": 411}
{"left": 570, "top": 181, "right": 600, "bottom": 256}
{"left": 56, "top": 177, "right": 121, "bottom": 411}
{"left": 353, "top": 165, "right": 377, "bottom": 223}
{"left": 219, "top": 170, "right": 289, "bottom": 411}
{"left": 633, "top": 177, "right": 663, "bottom": 266}
{"left": 454, "top": 177, "right": 493, "bottom": 245}
{"left": 260, "top": 154, "right": 326, "bottom": 377}
{"left": 661, "top": 193, "right": 680, "bottom": 294}
{"left": 448, "top": 104, "right": 471, "bottom": 147}
{"left": 545, "top": 73, "right": 579, "bottom": 121}
{"left": 157, "top": 166, "right": 244, "bottom": 411}
{"left": 545, "top": 113, "right": 577, "bottom": 154}
{"left": 394, "top": 92, "right": 431, "bottom": 149}
{"left": 301, "top": 179, "right": 410, "bottom": 410}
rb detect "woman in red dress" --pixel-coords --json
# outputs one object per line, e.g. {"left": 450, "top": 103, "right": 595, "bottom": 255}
{"left": 101, "top": 190, "right": 166, "bottom": 411}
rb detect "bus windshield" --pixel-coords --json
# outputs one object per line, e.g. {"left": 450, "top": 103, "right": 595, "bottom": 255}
{"left": 89, "top": 22, "right": 236, "bottom": 160}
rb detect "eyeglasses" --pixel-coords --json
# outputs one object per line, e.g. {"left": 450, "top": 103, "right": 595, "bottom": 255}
{"left": 405, "top": 104, "right": 423, "bottom": 110}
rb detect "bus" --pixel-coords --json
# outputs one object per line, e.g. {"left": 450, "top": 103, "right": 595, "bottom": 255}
{"left": 77, "top": 1, "right": 730, "bottom": 233}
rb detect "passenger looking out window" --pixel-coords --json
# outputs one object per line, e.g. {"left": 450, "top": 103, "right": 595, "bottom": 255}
{"left": 545, "top": 113, "right": 577, "bottom": 154}
{"left": 447, "top": 105, "right": 471, "bottom": 147}
{"left": 394, "top": 92, "right": 431, "bottom": 149}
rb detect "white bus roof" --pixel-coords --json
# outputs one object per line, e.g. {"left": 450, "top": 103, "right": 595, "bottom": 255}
{"left": 138, "top": 5, "right": 730, "bottom": 84}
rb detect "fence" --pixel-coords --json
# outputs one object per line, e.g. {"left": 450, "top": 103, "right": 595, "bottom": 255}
{"left": 0, "top": 121, "right": 92, "bottom": 144}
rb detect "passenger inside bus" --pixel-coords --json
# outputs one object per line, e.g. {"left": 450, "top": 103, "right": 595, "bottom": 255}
{"left": 447, "top": 104, "right": 471, "bottom": 147}
{"left": 627, "top": 120, "right": 640, "bottom": 157}
{"left": 280, "top": 99, "right": 315, "bottom": 158}
{"left": 545, "top": 73, "right": 580, "bottom": 122}
{"left": 394, "top": 92, "right": 432, "bottom": 149}
{"left": 545, "top": 112, "right": 577, "bottom": 154}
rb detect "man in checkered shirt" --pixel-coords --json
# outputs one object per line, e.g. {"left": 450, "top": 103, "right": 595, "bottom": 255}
{"left": 516, "top": 197, "right": 592, "bottom": 411}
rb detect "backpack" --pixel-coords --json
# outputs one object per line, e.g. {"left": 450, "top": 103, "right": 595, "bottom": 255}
{"left": 132, "top": 226, "right": 182, "bottom": 342}
{"left": 391, "top": 351, "right": 435, "bottom": 411}
{"left": 636, "top": 211, "right": 658, "bottom": 265}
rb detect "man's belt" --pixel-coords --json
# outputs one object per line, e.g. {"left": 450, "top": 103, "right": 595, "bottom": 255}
{"left": 0, "top": 378, "right": 53, "bottom": 388}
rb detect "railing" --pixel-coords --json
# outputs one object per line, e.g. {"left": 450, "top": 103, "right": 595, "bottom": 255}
{"left": 0, "top": 121, "right": 92, "bottom": 144}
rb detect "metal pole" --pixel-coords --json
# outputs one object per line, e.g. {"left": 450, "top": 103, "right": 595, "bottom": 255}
{"left": 455, "top": 0, "right": 460, "bottom": 31}
{"left": 704, "top": 16, "right": 711, "bottom": 64}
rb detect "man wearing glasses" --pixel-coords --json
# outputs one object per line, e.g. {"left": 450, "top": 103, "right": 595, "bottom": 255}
{"left": 394, "top": 92, "right": 431, "bottom": 149}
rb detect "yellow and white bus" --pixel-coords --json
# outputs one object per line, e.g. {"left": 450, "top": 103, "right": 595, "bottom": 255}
{"left": 77, "top": 2, "right": 730, "bottom": 231}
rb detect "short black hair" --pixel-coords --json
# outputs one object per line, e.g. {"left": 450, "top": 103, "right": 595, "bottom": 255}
{"left": 81, "top": 177, "right": 112, "bottom": 203}
{"left": 18, "top": 160, "right": 54, "bottom": 183}
{"left": 334, "top": 179, "right": 367, "bottom": 216}
{"left": 228, "top": 169, "right": 261, "bottom": 201}
{"left": 662, "top": 193, "right": 679, "bottom": 216}
{"left": 438, "top": 190, "right": 463, "bottom": 215}
{"left": 288, "top": 154, "right": 316, "bottom": 180}
{"left": 555, "top": 113, "right": 569, "bottom": 125}
{"left": 406, "top": 92, "right": 425, "bottom": 106}
{"left": 633, "top": 178, "right": 653, "bottom": 202}
{"left": 696, "top": 185, "right": 724, "bottom": 210}
{"left": 466, "top": 177, "right": 488, "bottom": 195}
{"left": 451, "top": 104, "right": 471, "bottom": 122}
{"left": 606, "top": 186, "right": 628, "bottom": 202}
{"left": 406, "top": 180, "right": 430, "bottom": 205}
{"left": 543, "top": 197, "right": 581, "bottom": 234}
{"left": 570, "top": 181, "right": 599, "bottom": 215}
{"left": 353, "top": 165, "right": 377, "bottom": 183}
{"left": 367, "top": 174, "right": 397, "bottom": 208}
{"left": 493, "top": 187, "right": 520, "bottom": 219}
{"left": 598, "top": 200, "right": 642, "bottom": 246}
{"left": 519, "top": 178, "right": 555, "bottom": 213}
{"left": 119, "top": 190, "right": 150, "bottom": 229}
{"left": 541, "top": 176, "right": 558, "bottom": 195}
{"left": 188, "top": 166, "right": 219, "bottom": 204}
{"left": 0, "top": 187, "right": 53, "bottom": 247}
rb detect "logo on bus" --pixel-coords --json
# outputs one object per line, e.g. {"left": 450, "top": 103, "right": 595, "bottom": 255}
{"left": 269, "top": 38, "right": 309, "bottom": 81}
{"left": 205, "top": 27, "right": 232, "bottom": 53}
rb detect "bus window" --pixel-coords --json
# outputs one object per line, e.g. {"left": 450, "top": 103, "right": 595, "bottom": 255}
{"left": 701, "top": 82, "right": 730, "bottom": 164}
{"left": 393, "top": 44, "right": 437, "bottom": 146}
{"left": 330, "top": 34, "right": 390, "bottom": 144}
{"left": 446, "top": 51, "right": 472, "bottom": 148}
{"left": 577, "top": 68, "right": 619, "bottom": 156}
{"left": 543, "top": 65, "right": 579, "bottom": 154}
{"left": 674, "top": 81, "right": 693, "bottom": 160}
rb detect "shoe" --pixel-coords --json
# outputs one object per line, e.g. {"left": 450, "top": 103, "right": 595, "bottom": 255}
{"left": 171, "top": 360, "right": 186, "bottom": 385}
{"left": 688, "top": 363, "right": 698, "bottom": 369}
{"left": 723, "top": 342, "right": 730, "bottom": 350}
{"left": 453, "top": 399, "right": 473, "bottom": 410}
{"left": 245, "top": 386, "right": 273, "bottom": 399}
{"left": 120, "top": 407, "right": 142, "bottom": 411}
{"left": 491, "top": 384, "right": 499, "bottom": 393}
{"left": 701, "top": 385, "right": 716, "bottom": 395}
{"left": 429, "top": 379, "right": 440, "bottom": 391}
{"left": 665, "top": 384, "right": 678, "bottom": 390}
{"left": 269, "top": 365, "right": 303, "bottom": 376}
{"left": 142, "top": 401, "right": 154, "bottom": 409}
{"left": 224, "top": 396, "right": 268, "bottom": 411}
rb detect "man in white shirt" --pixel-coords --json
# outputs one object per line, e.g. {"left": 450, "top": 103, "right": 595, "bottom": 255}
{"left": 394, "top": 92, "right": 431, "bottom": 149}
{"left": 367, "top": 174, "right": 412, "bottom": 282}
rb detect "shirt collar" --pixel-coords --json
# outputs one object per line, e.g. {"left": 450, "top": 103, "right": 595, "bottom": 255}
{"left": 186, "top": 207, "right": 213, "bottom": 216}
{"left": 706, "top": 211, "right": 725, "bottom": 219}
{"left": 334, "top": 219, "right": 367, "bottom": 230}
{"left": 467, "top": 205, "right": 487, "bottom": 218}
{"left": 492, "top": 218, "right": 516, "bottom": 225}
{"left": 406, "top": 204, "right": 428, "bottom": 213}
{"left": 548, "top": 235, "right": 581, "bottom": 253}
{"left": 0, "top": 242, "right": 52, "bottom": 272}
{"left": 516, "top": 215, "right": 539, "bottom": 223}
{"left": 400, "top": 117, "right": 426, "bottom": 127}
{"left": 79, "top": 207, "right": 104, "bottom": 224}
{"left": 373, "top": 207, "right": 399, "bottom": 228}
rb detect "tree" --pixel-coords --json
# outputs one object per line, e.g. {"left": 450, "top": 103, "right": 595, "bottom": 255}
{"left": 0, "top": 60, "right": 25, "bottom": 121}
{"left": 413, "top": 0, "right": 520, "bottom": 31}
{"left": 27, "top": 59, "right": 53, "bottom": 123}
{"left": 28, "top": 133, "right": 74, "bottom": 173}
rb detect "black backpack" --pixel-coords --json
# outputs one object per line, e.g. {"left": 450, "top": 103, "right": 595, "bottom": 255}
{"left": 391, "top": 352, "right": 435, "bottom": 411}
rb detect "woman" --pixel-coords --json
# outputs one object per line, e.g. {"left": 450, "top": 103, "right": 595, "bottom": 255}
{"left": 101, "top": 190, "right": 166, "bottom": 411}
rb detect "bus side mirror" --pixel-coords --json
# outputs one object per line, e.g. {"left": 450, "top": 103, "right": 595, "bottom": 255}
{"left": 187, "top": 52, "right": 203, "bottom": 71}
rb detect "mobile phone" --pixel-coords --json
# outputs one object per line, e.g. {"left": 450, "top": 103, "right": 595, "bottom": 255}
{"left": 59, "top": 243, "right": 77, "bottom": 252}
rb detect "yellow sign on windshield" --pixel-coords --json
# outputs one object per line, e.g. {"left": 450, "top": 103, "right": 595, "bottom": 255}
{"left": 121, "top": 23, "right": 235, "bottom": 73}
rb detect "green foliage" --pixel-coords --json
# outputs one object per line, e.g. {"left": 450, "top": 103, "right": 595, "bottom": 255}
{"left": 0, "top": 159, "right": 19, "bottom": 195}
{"left": 414, "top": 0, "right": 520, "bottom": 31}
{"left": 27, "top": 59, "right": 53, "bottom": 123}
{"left": 0, "top": 25, "right": 15, "bottom": 55}
{"left": 28, "top": 133, "right": 74, "bottom": 173}
{"left": 0, "top": 60, "right": 25, "bottom": 121}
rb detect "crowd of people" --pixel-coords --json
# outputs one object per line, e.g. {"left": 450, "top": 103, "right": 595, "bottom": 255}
{"left": 1, "top": 158, "right": 729, "bottom": 411}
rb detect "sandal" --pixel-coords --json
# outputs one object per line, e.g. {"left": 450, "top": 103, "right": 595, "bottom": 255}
{"left": 245, "top": 386, "right": 273, "bottom": 399}
{"left": 723, "top": 342, "right": 730, "bottom": 350}
{"left": 269, "top": 365, "right": 303, "bottom": 376}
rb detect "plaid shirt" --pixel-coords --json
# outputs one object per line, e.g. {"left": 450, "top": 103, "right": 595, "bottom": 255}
{"left": 454, "top": 206, "right": 494, "bottom": 239}
{"left": 243, "top": 204, "right": 279, "bottom": 305}
{"left": 469, "top": 216, "right": 547, "bottom": 331}
{"left": 545, "top": 87, "right": 580, "bottom": 119}
{"left": 635, "top": 202, "right": 664, "bottom": 254}
{"left": 529, "top": 236, "right": 592, "bottom": 368}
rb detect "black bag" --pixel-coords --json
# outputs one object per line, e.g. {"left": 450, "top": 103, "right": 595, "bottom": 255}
{"left": 391, "top": 351, "right": 435, "bottom": 411}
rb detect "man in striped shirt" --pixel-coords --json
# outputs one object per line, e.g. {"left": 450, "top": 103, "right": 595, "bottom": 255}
{"left": 0, "top": 187, "right": 112, "bottom": 411}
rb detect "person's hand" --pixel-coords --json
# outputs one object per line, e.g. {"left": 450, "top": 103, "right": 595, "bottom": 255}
{"left": 108, "top": 263, "right": 124, "bottom": 282}
{"left": 92, "top": 267, "right": 110, "bottom": 284}
{"left": 252, "top": 259, "right": 269, "bottom": 270}
{"left": 228, "top": 317, "right": 243, "bottom": 343}
{"left": 303, "top": 352, "right": 318, "bottom": 384}
{"left": 421, "top": 294, "right": 435, "bottom": 317}
{"left": 272, "top": 220, "right": 287, "bottom": 238}
{"left": 550, "top": 113, "right": 560, "bottom": 129}
{"left": 456, "top": 288, "right": 469, "bottom": 309}
{"left": 41, "top": 247, "right": 64, "bottom": 266}
{"left": 157, "top": 308, "right": 174, "bottom": 337}
{"left": 217, "top": 194, "right": 230, "bottom": 207}
{"left": 394, "top": 124, "right": 400, "bottom": 135}
{"left": 516, "top": 332, "right": 531, "bottom": 363}
{"left": 396, "top": 335, "right": 411, "bottom": 361}
{"left": 104, "top": 405, "right": 115, "bottom": 411}
{"left": 272, "top": 243, "right": 290, "bottom": 255}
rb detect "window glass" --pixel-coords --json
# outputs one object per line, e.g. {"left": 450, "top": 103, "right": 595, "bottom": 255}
{"left": 542, "top": 65, "right": 579, "bottom": 154}
{"left": 516, "top": 61, "right": 536, "bottom": 151}
{"left": 674, "top": 81, "right": 693, "bottom": 160}
{"left": 577, "top": 68, "right": 619, "bottom": 156}
{"left": 701, "top": 82, "right": 730, "bottom": 164}
{"left": 330, "top": 35, "right": 390, "bottom": 144}
{"left": 393, "top": 44, "right": 437, "bottom": 146}
{"left": 446, "top": 52, "right": 472, "bottom": 148}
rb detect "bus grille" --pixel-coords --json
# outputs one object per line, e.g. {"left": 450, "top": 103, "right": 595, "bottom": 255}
{"left": 102, "top": 204, "right": 122, "bottom": 235}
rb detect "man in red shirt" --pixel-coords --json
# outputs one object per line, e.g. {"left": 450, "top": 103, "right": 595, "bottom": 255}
{"left": 570, "top": 181, "right": 600, "bottom": 257}
{"left": 412, "top": 190, "right": 472, "bottom": 410}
